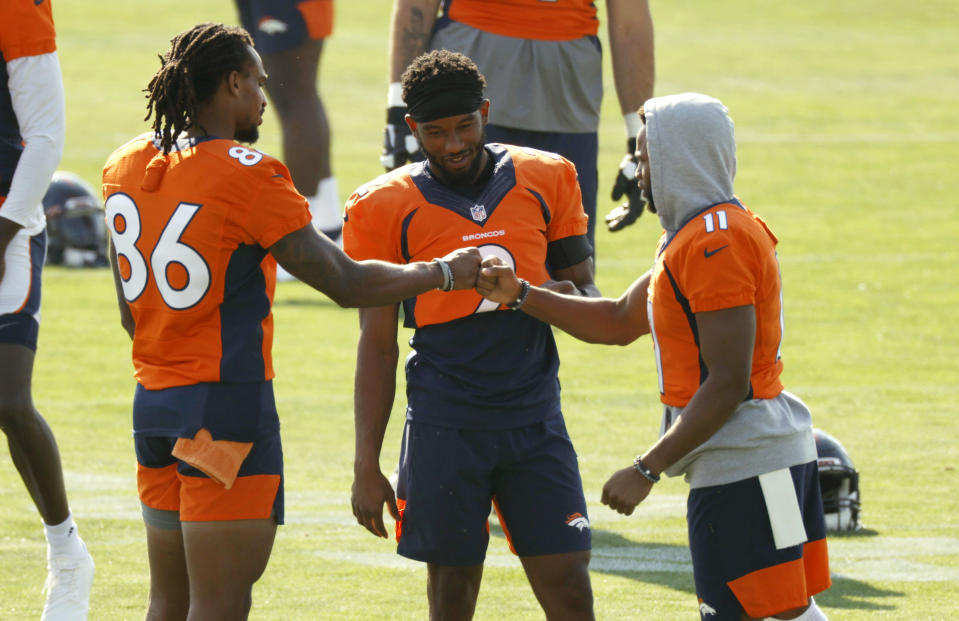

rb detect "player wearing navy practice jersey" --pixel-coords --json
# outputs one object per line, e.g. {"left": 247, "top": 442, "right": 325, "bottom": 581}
{"left": 0, "top": 2, "right": 94, "bottom": 617}
{"left": 347, "top": 50, "right": 599, "bottom": 621}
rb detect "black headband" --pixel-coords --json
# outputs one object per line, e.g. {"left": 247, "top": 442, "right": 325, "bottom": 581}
{"left": 406, "top": 77, "right": 484, "bottom": 123}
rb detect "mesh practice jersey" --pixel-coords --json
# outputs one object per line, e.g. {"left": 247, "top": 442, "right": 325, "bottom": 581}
{"left": 648, "top": 199, "right": 785, "bottom": 408}
{"left": 0, "top": 0, "right": 55, "bottom": 200}
{"left": 440, "top": 0, "right": 598, "bottom": 41}
{"left": 102, "top": 135, "right": 311, "bottom": 390}
{"left": 344, "top": 144, "right": 588, "bottom": 429}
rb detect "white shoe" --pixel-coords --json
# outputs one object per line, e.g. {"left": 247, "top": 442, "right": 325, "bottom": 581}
{"left": 42, "top": 540, "right": 94, "bottom": 621}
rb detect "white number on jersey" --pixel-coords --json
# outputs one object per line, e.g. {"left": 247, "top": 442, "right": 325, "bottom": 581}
{"left": 105, "top": 194, "right": 212, "bottom": 310}
{"left": 474, "top": 244, "right": 516, "bottom": 313}
{"left": 228, "top": 145, "right": 263, "bottom": 167}
{"left": 703, "top": 210, "right": 728, "bottom": 233}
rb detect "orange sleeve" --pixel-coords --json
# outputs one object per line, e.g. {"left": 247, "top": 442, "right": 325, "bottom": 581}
{"left": 243, "top": 161, "right": 312, "bottom": 249}
{"left": 343, "top": 183, "right": 405, "bottom": 264}
{"left": 546, "top": 156, "right": 589, "bottom": 242}
{"left": 676, "top": 223, "right": 759, "bottom": 314}
{"left": 0, "top": 0, "right": 56, "bottom": 61}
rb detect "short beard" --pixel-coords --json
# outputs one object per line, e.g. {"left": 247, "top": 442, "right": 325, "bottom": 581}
{"left": 643, "top": 187, "right": 657, "bottom": 214}
{"left": 424, "top": 128, "right": 487, "bottom": 187}
{"left": 235, "top": 125, "right": 259, "bottom": 145}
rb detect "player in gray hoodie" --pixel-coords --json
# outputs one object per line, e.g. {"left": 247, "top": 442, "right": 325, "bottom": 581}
{"left": 476, "top": 93, "right": 831, "bottom": 621}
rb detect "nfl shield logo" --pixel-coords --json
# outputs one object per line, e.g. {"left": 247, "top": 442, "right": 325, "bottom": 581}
{"left": 470, "top": 204, "right": 487, "bottom": 222}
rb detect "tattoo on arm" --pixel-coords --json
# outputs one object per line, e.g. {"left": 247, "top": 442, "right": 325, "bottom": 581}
{"left": 402, "top": 9, "right": 431, "bottom": 64}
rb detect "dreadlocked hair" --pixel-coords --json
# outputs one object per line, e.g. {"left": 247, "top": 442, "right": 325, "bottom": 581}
{"left": 144, "top": 23, "right": 254, "bottom": 154}
{"left": 400, "top": 50, "right": 487, "bottom": 104}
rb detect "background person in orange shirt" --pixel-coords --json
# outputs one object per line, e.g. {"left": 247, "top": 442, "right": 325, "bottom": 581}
{"left": 381, "top": 0, "right": 656, "bottom": 261}
{"left": 477, "top": 93, "right": 832, "bottom": 621}
{"left": 103, "top": 24, "right": 479, "bottom": 619}
{"left": 0, "top": 2, "right": 95, "bottom": 618}
{"left": 233, "top": 0, "right": 343, "bottom": 257}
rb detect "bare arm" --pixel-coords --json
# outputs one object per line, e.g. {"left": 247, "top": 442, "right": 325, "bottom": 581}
{"left": 350, "top": 305, "right": 401, "bottom": 538}
{"left": 549, "top": 256, "right": 601, "bottom": 298}
{"left": 477, "top": 257, "right": 651, "bottom": 345}
{"left": 269, "top": 224, "right": 480, "bottom": 307}
{"left": 641, "top": 304, "right": 756, "bottom": 473}
{"left": 389, "top": 0, "right": 442, "bottom": 82}
{"left": 601, "top": 305, "right": 756, "bottom": 515}
{"left": 108, "top": 241, "right": 135, "bottom": 340}
{"left": 606, "top": 0, "right": 655, "bottom": 115}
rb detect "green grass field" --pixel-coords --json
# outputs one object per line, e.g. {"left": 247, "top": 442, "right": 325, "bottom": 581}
{"left": 1, "top": 0, "right": 957, "bottom": 618}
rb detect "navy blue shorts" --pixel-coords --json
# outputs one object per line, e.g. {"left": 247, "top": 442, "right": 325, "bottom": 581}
{"left": 485, "top": 125, "right": 598, "bottom": 252}
{"left": 133, "top": 381, "right": 284, "bottom": 524}
{"left": 687, "top": 461, "right": 831, "bottom": 619}
{"left": 0, "top": 229, "right": 45, "bottom": 351}
{"left": 135, "top": 431, "right": 285, "bottom": 525}
{"left": 236, "top": 0, "right": 333, "bottom": 55}
{"left": 395, "top": 415, "right": 591, "bottom": 566}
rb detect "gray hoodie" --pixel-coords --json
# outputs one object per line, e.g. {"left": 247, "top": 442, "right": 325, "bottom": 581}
{"left": 645, "top": 93, "right": 737, "bottom": 233}
{"left": 643, "top": 93, "right": 816, "bottom": 488}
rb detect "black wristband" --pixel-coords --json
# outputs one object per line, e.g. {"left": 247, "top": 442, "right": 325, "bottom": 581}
{"left": 633, "top": 456, "right": 660, "bottom": 483}
{"left": 507, "top": 279, "right": 531, "bottom": 310}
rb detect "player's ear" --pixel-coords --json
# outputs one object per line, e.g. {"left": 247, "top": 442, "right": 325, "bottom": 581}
{"left": 226, "top": 69, "right": 242, "bottom": 96}
{"left": 479, "top": 99, "right": 490, "bottom": 124}
{"left": 405, "top": 114, "right": 417, "bottom": 135}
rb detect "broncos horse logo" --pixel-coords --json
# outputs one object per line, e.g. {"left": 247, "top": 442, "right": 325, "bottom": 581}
{"left": 698, "top": 600, "right": 717, "bottom": 617}
{"left": 565, "top": 513, "right": 590, "bottom": 532}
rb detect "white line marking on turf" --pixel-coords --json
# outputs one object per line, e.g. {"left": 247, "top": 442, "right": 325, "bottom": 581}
{"left": 317, "top": 536, "right": 959, "bottom": 583}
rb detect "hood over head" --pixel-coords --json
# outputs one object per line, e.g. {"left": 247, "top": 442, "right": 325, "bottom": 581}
{"left": 645, "top": 93, "right": 736, "bottom": 232}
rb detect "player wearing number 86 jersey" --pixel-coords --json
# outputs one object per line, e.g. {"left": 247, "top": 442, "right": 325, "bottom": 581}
{"left": 102, "top": 26, "right": 484, "bottom": 619}
{"left": 102, "top": 134, "right": 310, "bottom": 390}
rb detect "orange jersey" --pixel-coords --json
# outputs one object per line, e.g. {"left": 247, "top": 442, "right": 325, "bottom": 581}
{"left": 344, "top": 144, "right": 588, "bottom": 428}
{"left": 0, "top": 0, "right": 57, "bottom": 198}
{"left": 102, "top": 135, "right": 311, "bottom": 390}
{"left": 0, "top": 0, "right": 56, "bottom": 62}
{"left": 648, "top": 199, "right": 784, "bottom": 407}
{"left": 441, "top": 0, "right": 598, "bottom": 41}
{"left": 345, "top": 144, "right": 587, "bottom": 328}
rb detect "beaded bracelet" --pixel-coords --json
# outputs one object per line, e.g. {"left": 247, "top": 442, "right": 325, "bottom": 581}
{"left": 507, "top": 279, "right": 531, "bottom": 310}
{"left": 633, "top": 456, "right": 660, "bottom": 484}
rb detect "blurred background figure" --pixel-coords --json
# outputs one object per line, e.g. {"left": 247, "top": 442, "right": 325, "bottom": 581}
{"left": 0, "top": 1, "right": 95, "bottom": 618}
{"left": 234, "top": 0, "right": 342, "bottom": 267}
{"left": 382, "top": 0, "right": 655, "bottom": 262}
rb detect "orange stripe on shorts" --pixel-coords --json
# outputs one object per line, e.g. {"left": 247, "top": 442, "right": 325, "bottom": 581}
{"left": 802, "top": 537, "right": 832, "bottom": 595}
{"left": 395, "top": 497, "right": 407, "bottom": 542}
{"left": 179, "top": 473, "right": 280, "bottom": 522}
{"left": 728, "top": 557, "right": 809, "bottom": 618}
{"left": 137, "top": 462, "right": 181, "bottom": 512}
{"left": 492, "top": 497, "right": 517, "bottom": 555}
{"left": 297, "top": 0, "right": 333, "bottom": 40}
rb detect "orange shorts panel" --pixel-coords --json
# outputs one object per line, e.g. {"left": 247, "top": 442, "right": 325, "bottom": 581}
{"left": 179, "top": 473, "right": 281, "bottom": 522}
{"left": 137, "top": 463, "right": 181, "bottom": 512}
{"left": 728, "top": 537, "right": 831, "bottom": 618}
{"left": 298, "top": 0, "right": 333, "bottom": 40}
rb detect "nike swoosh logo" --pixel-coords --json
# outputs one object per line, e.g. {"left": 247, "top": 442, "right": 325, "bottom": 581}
{"left": 704, "top": 245, "right": 728, "bottom": 258}
{"left": 35, "top": 0, "right": 45, "bottom": 5}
